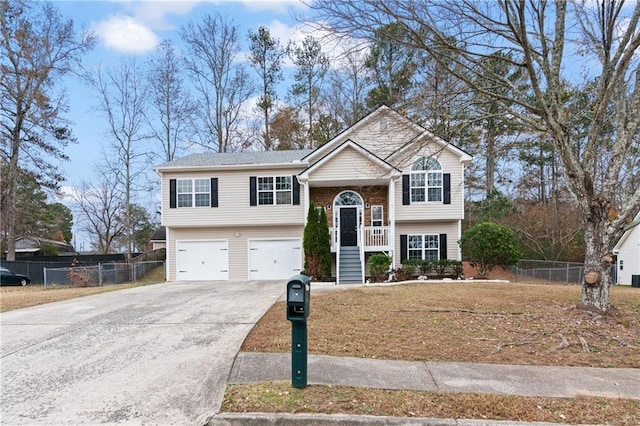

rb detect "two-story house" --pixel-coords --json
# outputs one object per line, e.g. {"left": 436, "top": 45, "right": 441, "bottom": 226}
{"left": 155, "top": 105, "right": 472, "bottom": 283}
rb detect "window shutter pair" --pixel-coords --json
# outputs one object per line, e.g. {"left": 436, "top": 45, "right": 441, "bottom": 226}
{"left": 399, "top": 233, "right": 448, "bottom": 263}
{"left": 168, "top": 178, "right": 218, "bottom": 208}
{"left": 249, "top": 175, "right": 300, "bottom": 206}
{"left": 401, "top": 173, "right": 451, "bottom": 205}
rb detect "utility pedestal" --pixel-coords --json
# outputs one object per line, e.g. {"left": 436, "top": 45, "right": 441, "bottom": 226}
{"left": 286, "top": 274, "right": 310, "bottom": 388}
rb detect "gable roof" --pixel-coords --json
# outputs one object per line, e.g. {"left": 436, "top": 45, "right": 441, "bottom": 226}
{"left": 155, "top": 149, "right": 313, "bottom": 172}
{"left": 298, "top": 139, "right": 401, "bottom": 182}
{"left": 613, "top": 212, "right": 640, "bottom": 252}
{"left": 303, "top": 104, "right": 472, "bottom": 165}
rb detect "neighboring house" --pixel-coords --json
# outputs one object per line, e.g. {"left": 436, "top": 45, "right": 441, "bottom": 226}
{"left": 149, "top": 227, "right": 166, "bottom": 250}
{"left": 155, "top": 105, "right": 473, "bottom": 283}
{"left": 612, "top": 213, "right": 640, "bottom": 286}
{"left": 12, "top": 236, "right": 76, "bottom": 257}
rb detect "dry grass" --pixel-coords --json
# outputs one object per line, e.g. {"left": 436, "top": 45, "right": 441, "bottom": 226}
{"left": 223, "top": 382, "right": 640, "bottom": 425}
{"left": 242, "top": 282, "right": 640, "bottom": 368}
{"left": 0, "top": 266, "right": 165, "bottom": 312}
{"left": 224, "top": 281, "right": 640, "bottom": 423}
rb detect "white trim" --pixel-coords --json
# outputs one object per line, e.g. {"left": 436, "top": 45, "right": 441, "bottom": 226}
{"left": 166, "top": 227, "right": 171, "bottom": 280}
{"left": 155, "top": 162, "right": 307, "bottom": 173}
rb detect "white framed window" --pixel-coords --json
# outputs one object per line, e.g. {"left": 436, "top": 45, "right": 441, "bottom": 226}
{"left": 408, "top": 234, "right": 440, "bottom": 261}
{"left": 177, "top": 178, "right": 210, "bottom": 208}
{"left": 411, "top": 156, "right": 442, "bottom": 203}
{"left": 258, "top": 176, "right": 292, "bottom": 205}
{"left": 371, "top": 205, "right": 384, "bottom": 234}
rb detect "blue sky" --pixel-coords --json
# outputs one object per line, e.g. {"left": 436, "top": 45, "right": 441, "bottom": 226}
{"left": 48, "top": 0, "right": 317, "bottom": 248}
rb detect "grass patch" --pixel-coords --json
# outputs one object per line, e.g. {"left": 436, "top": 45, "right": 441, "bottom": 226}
{"left": 222, "top": 382, "right": 640, "bottom": 425}
{"left": 0, "top": 266, "right": 165, "bottom": 312}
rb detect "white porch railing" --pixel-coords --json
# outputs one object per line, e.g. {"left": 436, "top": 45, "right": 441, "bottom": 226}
{"left": 330, "top": 226, "right": 389, "bottom": 251}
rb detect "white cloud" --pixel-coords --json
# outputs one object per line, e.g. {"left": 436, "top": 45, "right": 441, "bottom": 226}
{"left": 240, "top": 0, "right": 307, "bottom": 15}
{"left": 93, "top": 16, "right": 159, "bottom": 54}
{"left": 131, "top": 1, "right": 199, "bottom": 31}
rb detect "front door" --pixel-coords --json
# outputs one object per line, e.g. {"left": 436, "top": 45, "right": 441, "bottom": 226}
{"left": 340, "top": 208, "right": 358, "bottom": 246}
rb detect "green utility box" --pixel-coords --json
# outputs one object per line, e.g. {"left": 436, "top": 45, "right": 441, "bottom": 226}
{"left": 286, "top": 274, "right": 310, "bottom": 388}
{"left": 287, "top": 274, "right": 310, "bottom": 321}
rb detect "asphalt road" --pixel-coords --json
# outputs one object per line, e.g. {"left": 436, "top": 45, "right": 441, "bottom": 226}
{"left": 0, "top": 280, "right": 285, "bottom": 425}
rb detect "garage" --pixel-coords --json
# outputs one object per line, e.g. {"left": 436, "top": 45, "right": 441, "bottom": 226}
{"left": 176, "top": 240, "right": 228, "bottom": 281}
{"left": 249, "top": 239, "right": 302, "bottom": 280}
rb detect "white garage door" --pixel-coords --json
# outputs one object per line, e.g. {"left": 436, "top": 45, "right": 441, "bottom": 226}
{"left": 249, "top": 239, "right": 302, "bottom": 280}
{"left": 176, "top": 240, "right": 228, "bottom": 281}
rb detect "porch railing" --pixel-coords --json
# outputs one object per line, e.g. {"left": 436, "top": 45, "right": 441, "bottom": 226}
{"left": 330, "top": 226, "right": 389, "bottom": 250}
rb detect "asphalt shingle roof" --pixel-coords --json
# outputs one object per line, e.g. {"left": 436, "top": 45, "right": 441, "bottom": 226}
{"left": 156, "top": 149, "right": 314, "bottom": 169}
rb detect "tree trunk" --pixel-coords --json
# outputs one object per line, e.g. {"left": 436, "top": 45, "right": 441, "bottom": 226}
{"left": 579, "top": 201, "right": 614, "bottom": 314}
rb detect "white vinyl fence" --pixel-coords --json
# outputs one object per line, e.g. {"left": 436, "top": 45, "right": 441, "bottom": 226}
{"left": 44, "top": 261, "right": 164, "bottom": 288}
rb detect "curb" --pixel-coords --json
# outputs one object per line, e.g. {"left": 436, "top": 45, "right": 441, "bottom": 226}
{"left": 208, "top": 413, "right": 569, "bottom": 426}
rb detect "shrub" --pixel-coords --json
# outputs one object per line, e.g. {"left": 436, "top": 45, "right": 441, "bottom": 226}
{"left": 459, "top": 222, "right": 522, "bottom": 278}
{"left": 434, "top": 259, "right": 449, "bottom": 278}
{"left": 416, "top": 260, "right": 434, "bottom": 275}
{"left": 392, "top": 266, "right": 414, "bottom": 282}
{"left": 303, "top": 203, "right": 332, "bottom": 280}
{"left": 367, "top": 254, "right": 392, "bottom": 282}
{"left": 449, "top": 260, "right": 463, "bottom": 278}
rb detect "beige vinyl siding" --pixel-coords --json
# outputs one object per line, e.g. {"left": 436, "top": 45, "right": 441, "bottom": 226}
{"left": 395, "top": 148, "right": 466, "bottom": 221}
{"left": 308, "top": 146, "right": 390, "bottom": 183}
{"left": 167, "top": 225, "right": 304, "bottom": 281}
{"left": 395, "top": 222, "right": 461, "bottom": 266}
{"left": 341, "top": 110, "right": 421, "bottom": 159}
{"left": 162, "top": 168, "right": 306, "bottom": 228}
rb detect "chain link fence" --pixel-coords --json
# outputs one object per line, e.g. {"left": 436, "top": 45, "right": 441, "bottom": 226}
{"left": 515, "top": 260, "right": 585, "bottom": 284}
{"left": 44, "top": 261, "right": 164, "bottom": 288}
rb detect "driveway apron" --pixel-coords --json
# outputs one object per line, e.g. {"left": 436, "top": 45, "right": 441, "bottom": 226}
{"left": 0, "top": 280, "right": 285, "bottom": 425}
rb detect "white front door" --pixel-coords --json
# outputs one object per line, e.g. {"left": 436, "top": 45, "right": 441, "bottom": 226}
{"left": 249, "top": 239, "right": 302, "bottom": 280}
{"left": 176, "top": 240, "right": 229, "bottom": 281}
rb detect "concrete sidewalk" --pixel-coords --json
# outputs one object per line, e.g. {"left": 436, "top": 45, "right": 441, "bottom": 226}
{"left": 209, "top": 351, "right": 639, "bottom": 425}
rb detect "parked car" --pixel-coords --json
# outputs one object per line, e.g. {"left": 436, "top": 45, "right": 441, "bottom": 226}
{"left": 0, "top": 267, "right": 31, "bottom": 286}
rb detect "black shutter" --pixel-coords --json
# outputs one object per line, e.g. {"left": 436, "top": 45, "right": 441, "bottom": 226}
{"left": 210, "top": 178, "right": 218, "bottom": 207}
{"left": 400, "top": 234, "right": 408, "bottom": 263}
{"left": 439, "top": 233, "right": 448, "bottom": 260}
{"left": 249, "top": 176, "right": 257, "bottom": 206}
{"left": 402, "top": 174, "right": 410, "bottom": 205}
{"left": 292, "top": 175, "right": 300, "bottom": 205}
{"left": 169, "top": 179, "right": 177, "bottom": 208}
{"left": 443, "top": 173, "right": 451, "bottom": 204}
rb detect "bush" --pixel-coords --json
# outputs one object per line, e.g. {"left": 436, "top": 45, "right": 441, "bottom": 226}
{"left": 303, "top": 203, "right": 332, "bottom": 280}
{"left": 367, "top": 254, "right": 392, "bottom": 282}
{"left": 392, "top": 266, "right": 414, "bottom": 282}
{"left": 459, "top": 222, "right": 522, "bottom": 278}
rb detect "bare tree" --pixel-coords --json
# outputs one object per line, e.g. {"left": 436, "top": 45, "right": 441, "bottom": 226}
{"left": 311, "top": 0, "right": 640, "bottom": 313}
{"left": 146, "top": 39, "right": 195, "bottom": 162}
{"left": 182, "top": 13, "right": 254, "bottom": 153}
{"left": 70, "top": 172, "right": 125, "bottom": 254}
{"left": 324, "top": 48, "right": 371, "bottom": 126}
{"left": 0, "top": 0, "right": 94, "bottom": 260}
{"left": 94, "top": 59, "right": 151, "bottom": 261}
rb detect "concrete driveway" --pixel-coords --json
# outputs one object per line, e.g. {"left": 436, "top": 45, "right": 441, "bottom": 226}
{"left": 1, "top": 280, "right": 285, "bottom": 425}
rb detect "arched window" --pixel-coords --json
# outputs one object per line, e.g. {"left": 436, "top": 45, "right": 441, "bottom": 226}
{"left": 410, "top": 156, "right": 442, "bottom": 202}
{"left": 334, "top": 191, "right": 363, "bottom": 206}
